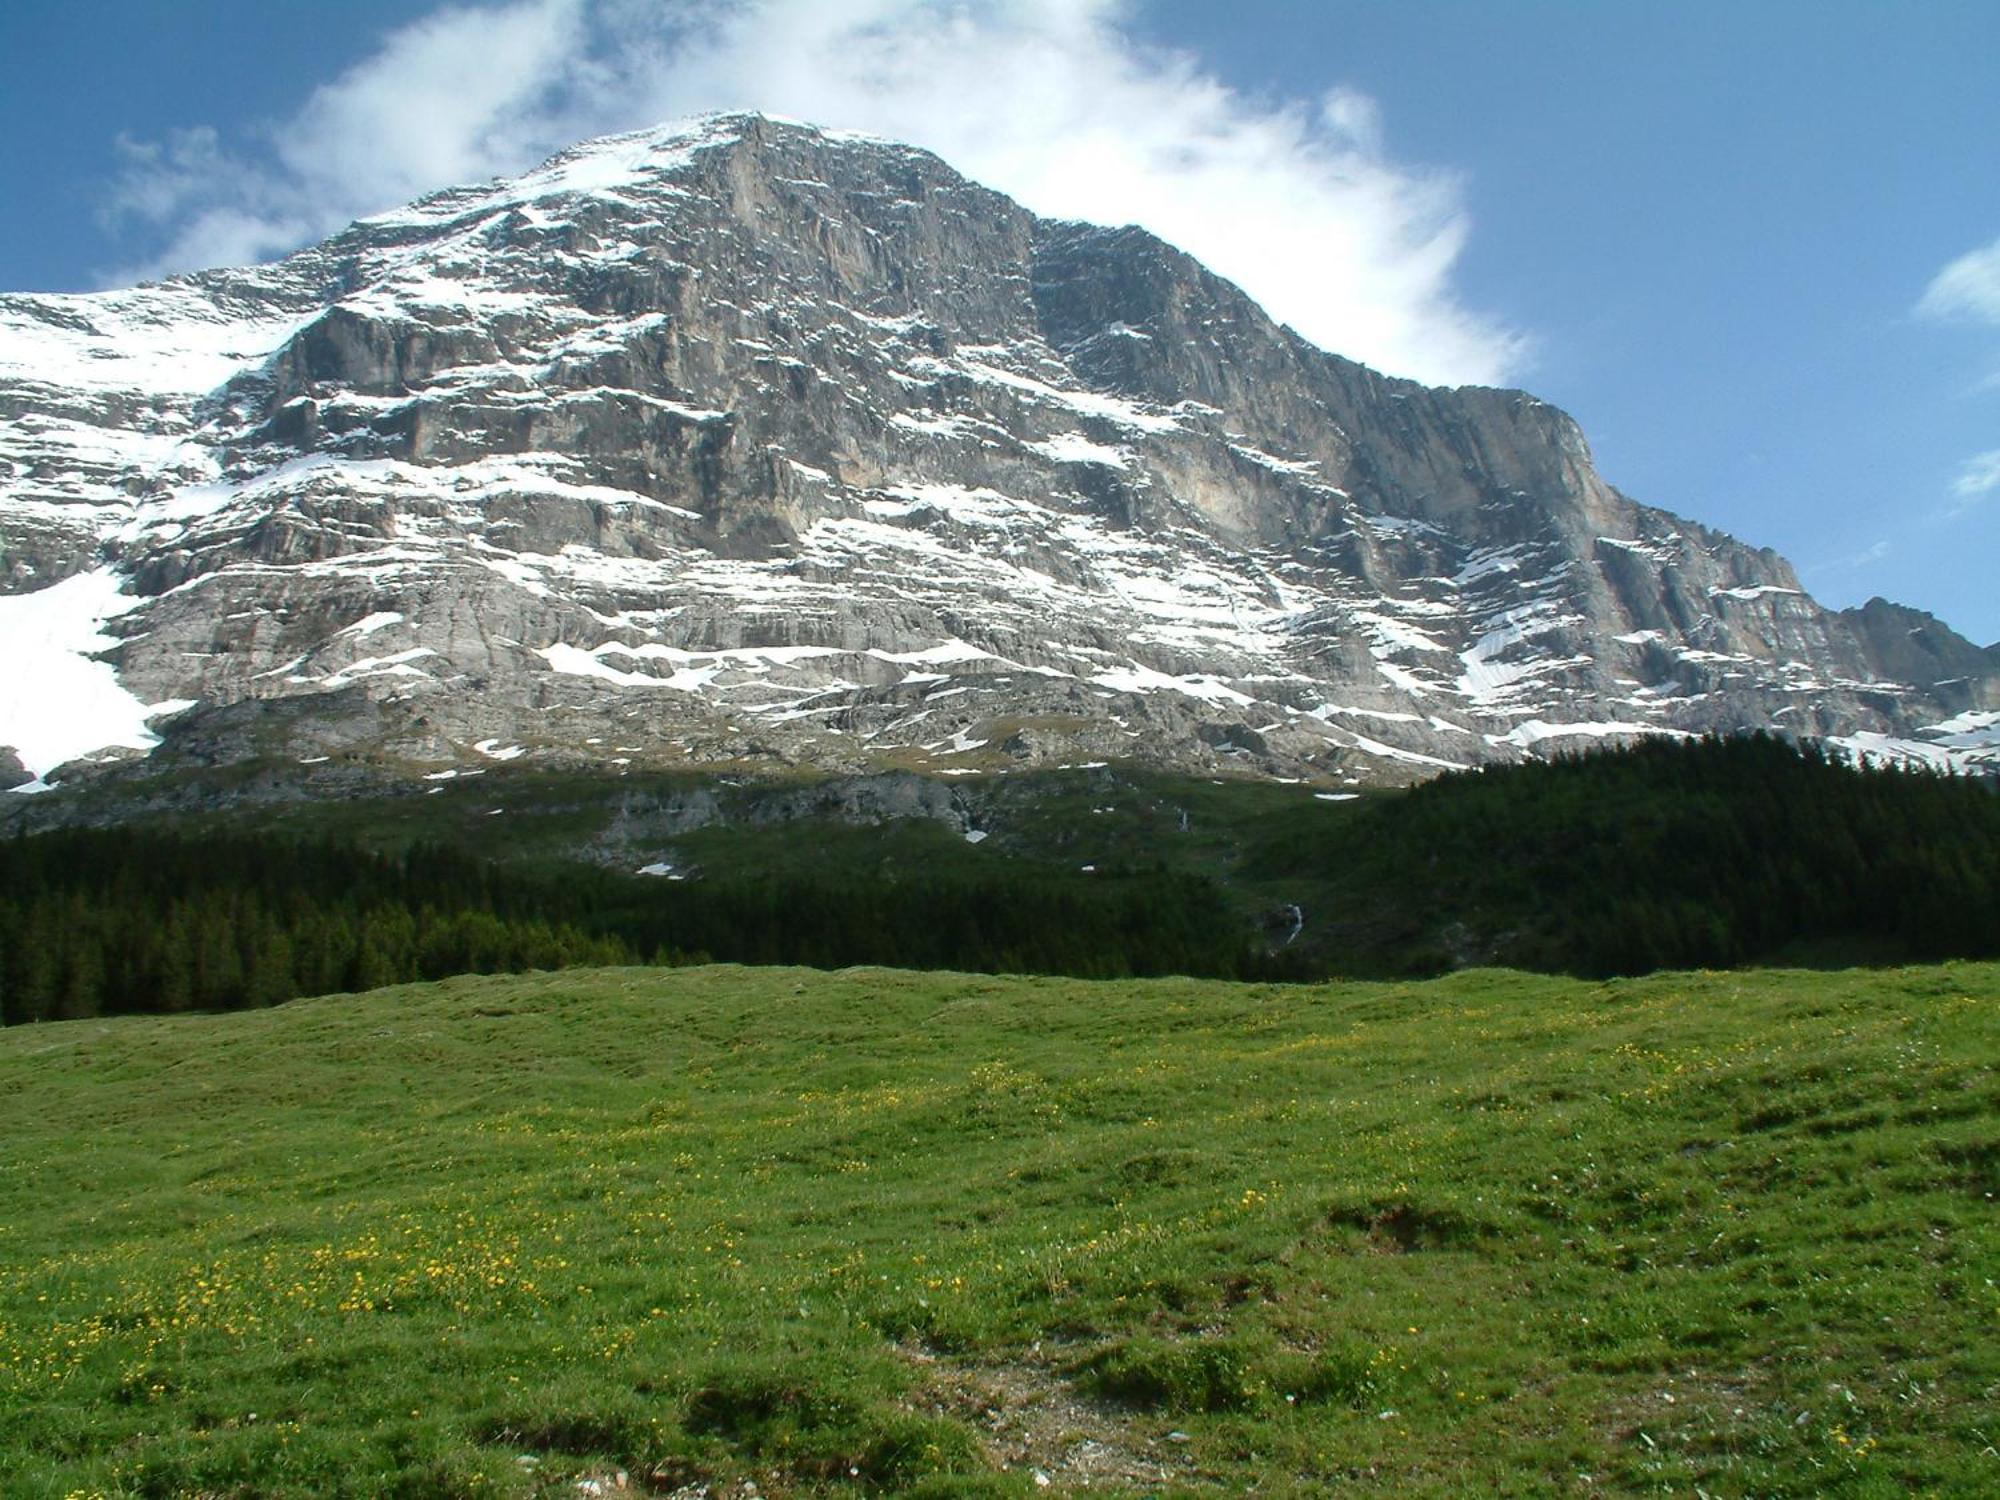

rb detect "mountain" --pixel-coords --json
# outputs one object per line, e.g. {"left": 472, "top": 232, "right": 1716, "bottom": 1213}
{"left": 3, "top": 112, "right": 1996, "bottom": 796}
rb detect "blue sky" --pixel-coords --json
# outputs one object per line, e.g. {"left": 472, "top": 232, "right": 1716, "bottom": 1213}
{"left": 3, "top": 0, "right": 1995, "bottom": 643}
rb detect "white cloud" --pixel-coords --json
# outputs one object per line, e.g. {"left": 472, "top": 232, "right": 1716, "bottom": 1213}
{"left": 100, "top": 0, "right": 1522, "bottom": 387}
{"left": 1918, "top": 235, "right": 2000, "bottom": 325}
{"left": 1948, "top": 449, "right": 2000, "bottom": 512}
{"left": 1916, "top": 236, "right": 2000, "bottom": 519}
{"left": 1808, "top": 537, "right": 1890, "bottom": 577}
{"left": 106, "top": 0, "right": 598, "bottom": 280}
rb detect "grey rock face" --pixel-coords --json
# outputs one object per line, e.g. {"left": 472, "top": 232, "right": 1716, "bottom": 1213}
{"left": 2, "top": 112, "right": 1995, "bottom": 791}
{"left": 588, "top": 770, "right": 976, "bottom": 872}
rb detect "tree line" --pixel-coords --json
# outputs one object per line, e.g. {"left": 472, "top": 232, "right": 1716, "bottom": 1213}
{"left": 0, "top": 829, "right": 1256, "bottom": 1023}
{"left": 0, "top": 835, "right": 632, "bottom": 1023}
{"left": 7, "top": 733, "right": 1995, "bottom": 1021}
{"left": 1250, "top": 732, "right": 2000, "bottom": 978}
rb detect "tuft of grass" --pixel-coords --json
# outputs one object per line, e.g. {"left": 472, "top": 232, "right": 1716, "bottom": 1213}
{"left": 682, "top": 1364, "right": 982, "bottom": 1486}
{"left": 1072, "top": 1332, "right": 1279, "bottom": 1413}
{"left": 1, "top": 961, "right": 1995, "bottom": 1495}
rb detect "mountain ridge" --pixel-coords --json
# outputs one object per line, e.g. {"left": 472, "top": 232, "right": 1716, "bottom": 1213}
{"left": 2, "top": 110, "right": 1995, "bottom": 794}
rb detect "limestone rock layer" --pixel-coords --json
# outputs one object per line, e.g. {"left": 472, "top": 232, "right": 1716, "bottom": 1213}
{"left": 2, "top": 113, "right": 1995, "bottom": 787}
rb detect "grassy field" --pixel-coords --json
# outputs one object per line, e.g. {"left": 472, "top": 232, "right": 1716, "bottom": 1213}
{"left": 2, "top": 962, "right": 1995, "bottom": 1496}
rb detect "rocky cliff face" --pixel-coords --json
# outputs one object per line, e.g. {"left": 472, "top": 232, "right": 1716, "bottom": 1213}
{"left": 2, "top": 112, "right": 1995, "bottom": 792}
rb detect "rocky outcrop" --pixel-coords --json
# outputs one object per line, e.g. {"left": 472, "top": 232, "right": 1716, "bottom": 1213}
{"left": 1, "top": 112, "right": 1995, "bottom": 792}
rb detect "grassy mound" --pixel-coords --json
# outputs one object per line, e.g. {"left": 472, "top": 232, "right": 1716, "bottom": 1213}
{"left": 2, "top": 962, "right": 1995, "bottom": 1495}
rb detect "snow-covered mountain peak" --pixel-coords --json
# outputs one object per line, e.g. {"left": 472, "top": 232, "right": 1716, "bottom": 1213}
{"left": 1, "top": 114, "right": 1994, "bottom": 793}
{"left": 355, "top": 111, "right": 762, "bottom": 234}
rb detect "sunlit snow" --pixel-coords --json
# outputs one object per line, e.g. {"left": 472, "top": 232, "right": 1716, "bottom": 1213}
{"left": 0, "top": 569, "right": 188, "bottom": 782}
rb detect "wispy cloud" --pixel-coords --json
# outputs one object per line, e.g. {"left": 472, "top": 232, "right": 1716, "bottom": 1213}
{"left": 1948, "top": 449, "right": 2000, "bottom": 513}
{"left": 1808, "top": 537, "right": 1891, "bottom": 577}
{"left": 99, "top": 0, "right": 1522, "bottom": 387}
{"left": 104, "top": 0, "right": 600, "bottom": 278}
{"left": 1918, "top": 235, "right": 2000, "bottom": 325}
{"left": 1916, "top": 232, "right": 2000, "bottom": 519}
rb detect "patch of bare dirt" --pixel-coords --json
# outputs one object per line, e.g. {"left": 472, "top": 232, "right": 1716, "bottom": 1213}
{"left": 902, "top": 1344, "right": 1202, "bottom": 1493}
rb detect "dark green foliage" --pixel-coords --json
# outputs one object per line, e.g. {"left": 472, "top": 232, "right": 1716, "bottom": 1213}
{"left": 587, "top": 862, "right": 1250, "bottom": 982}
{"left": 1250, "top": 732, "right": 2000, "bottom": 977}
{"left": 0, "top": 833, "right": 629, "bottom": 1023}
{"left": 5, "top": 734, "right": 1994, "bottom": 1020}
{"left": 0, "top": 826, "right": 1256, "bottom": 1022}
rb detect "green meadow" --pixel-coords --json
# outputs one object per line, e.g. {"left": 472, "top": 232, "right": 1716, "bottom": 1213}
{"left": 3, "top": 962, "right": 1995, "bottom": 1496}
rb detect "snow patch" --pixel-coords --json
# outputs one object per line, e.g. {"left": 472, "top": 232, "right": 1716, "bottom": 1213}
{"left": 1921, "top": 708, "right": 2000, "bottom": 748}
{"left": 1709, "top": 585, "right": 1801, "bottom": 601}
{"left": 1092, "top": 663, "right": 1254, "bottom": 707}
{"left": 339, "top": 611, "right": 404, "bottom": 639}
{"left": 1228, "top": 443, "right": 1323, "bottom": 479}
{"left": 305, "top": 648, "right": 440, "bottom": 690}
{"left": 1025, "top": 432, "right": 1131, "bottom": 468}
{"left": 1342, "top": 733, "right": 1465, "bottom": 770}
{"left": 868, "top": 639, "right": 1003, "bottom": 667}
{"left": 917, "top": 351, "right": 1183, "bottom": 433}
{"left": 0, "top": 290, "right": 307, "bottom": 397}
{"left": 1488, "top": 719, "right": 1688, "bottom": 750}
{"left": 0, "top": 568, "right": 183, "bottom": 780}
{"left": 890, "top": 412, "right": 977, "bottom": 439}
{"left": 1827, "top": 732, "right": 1960, "bottom": 772}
